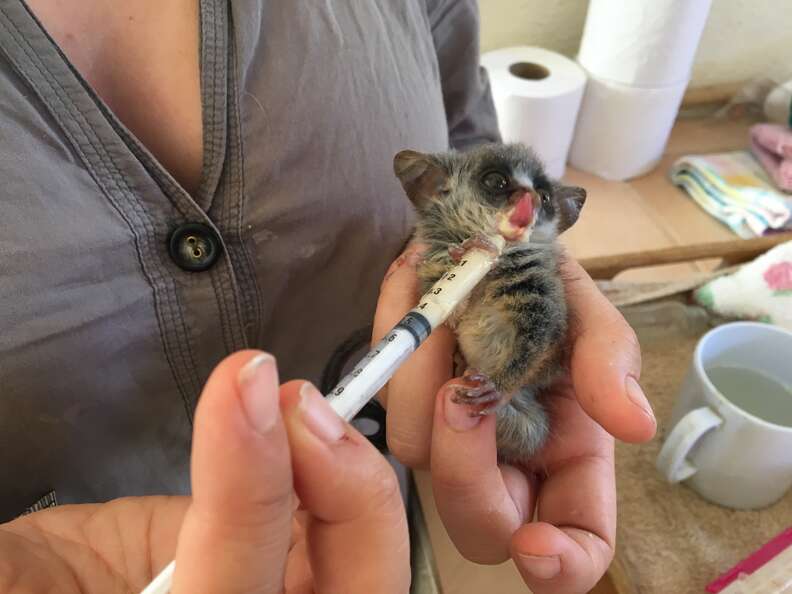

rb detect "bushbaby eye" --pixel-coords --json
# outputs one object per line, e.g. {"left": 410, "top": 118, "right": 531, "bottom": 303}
{"left": 482, "top": 171, "right": 509, "bottom": 192}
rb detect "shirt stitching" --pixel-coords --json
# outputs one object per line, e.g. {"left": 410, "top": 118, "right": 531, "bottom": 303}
{"left": 0, "top": 4, "right": 203, "bottom": 417}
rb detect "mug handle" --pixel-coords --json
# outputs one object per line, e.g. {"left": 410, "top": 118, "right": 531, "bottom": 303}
{"left": 656, "top": 406, "right": 723, "bottom": 483}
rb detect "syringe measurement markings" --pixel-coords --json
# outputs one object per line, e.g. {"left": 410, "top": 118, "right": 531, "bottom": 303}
{"left": 137, "top": 238, "right": 505, "bottom": 594}
{"left": 331, "top": 331, "right": 402, "bottom": 395}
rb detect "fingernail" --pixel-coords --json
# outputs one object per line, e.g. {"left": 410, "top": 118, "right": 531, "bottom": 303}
{"left": 625, "top": 375, "right": 655, "bottom": 423}
{"left": 517, "top": 554, "right": 561, "bottom": 580}
{"left": 299, "top": 382, "right": 346, "bottom": 442}
{"left": 238, "top": 353, "right": 279, "bottom": 434}
{"left": 443, "top": 388, "right": 481, "bottom": 431}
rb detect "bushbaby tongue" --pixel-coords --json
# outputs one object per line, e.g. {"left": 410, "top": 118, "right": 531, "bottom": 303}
{"left": 509, "top": 194, "right": 534, "bottom": 228}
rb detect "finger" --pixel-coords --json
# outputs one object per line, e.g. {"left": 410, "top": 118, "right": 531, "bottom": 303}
{"left": 513, "top": 387, "right": 616, "bottom": 594}
{"left": 283, "top": 511, "right": 314, "bottom": 592}
{"left": 562, "top": 256, "right": 656, "bottom": 442}
{"left": 511, "top": 522, "right": 614, "bottom": 594}
{"left": 173, "top": 350, "right": 293, "bottom": 594}
{"left": 0, "top": 496, "right": 190, "bottom": 593}
{"left": 429, "top": 382, "right": 535, "bottom": 564}
{"left": 373, "top": 243, "right": 456, "bottom": 467}
{"left": 280, "top": 380, "right": 410, "bottom": 594}
{"left": 284, "top": 536, "right": 313, "bottom": 594}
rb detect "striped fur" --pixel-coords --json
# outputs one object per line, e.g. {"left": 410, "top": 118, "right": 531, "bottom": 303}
{"left": 426, "top": 243, "right": 567, "bottom": 461}
{"left": 397, "top": 144, "right": 585, "bottom": 461}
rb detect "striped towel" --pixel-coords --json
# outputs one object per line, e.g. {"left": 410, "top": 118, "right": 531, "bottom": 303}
{"left": 670, "top": 151, "right": 791, "bottom": 238}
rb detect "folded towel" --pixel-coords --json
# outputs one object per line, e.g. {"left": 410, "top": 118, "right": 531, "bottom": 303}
{"left": 670, "top": 151, "right": 791, "bottom": 238}
{"left": 694, "top": 239, "right": 792, "bottom": 331}
{"left": 750, "top": 123, "right": 792, "bottom": 192}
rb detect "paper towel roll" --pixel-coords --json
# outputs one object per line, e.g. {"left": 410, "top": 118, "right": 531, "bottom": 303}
{"left": 577, "top": 0, "right": 712, "bottom": 87}
{"left": 569, "top": 76, "right": 687, "bottom": 181}
{"left": 482, "top": 47, "right": 586, "bottom": 179}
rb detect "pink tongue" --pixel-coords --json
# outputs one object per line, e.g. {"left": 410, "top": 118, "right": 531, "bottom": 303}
{"left": 509, "top": 195, "right": 534, "bottom": 227}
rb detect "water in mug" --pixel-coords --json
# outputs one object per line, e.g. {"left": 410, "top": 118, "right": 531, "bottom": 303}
{"left": 706, "top": 365, "right": 792, "bottom": 426}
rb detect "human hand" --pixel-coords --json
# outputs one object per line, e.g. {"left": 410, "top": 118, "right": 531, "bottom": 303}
{"left": 0, "top": 351, "right": 409, "bottom": 594}
{"left": 374, "top": 246, "right": 656, "bottom": 594}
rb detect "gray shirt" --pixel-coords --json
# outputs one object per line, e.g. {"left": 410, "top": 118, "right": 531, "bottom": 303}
{"left": 0, "top": 0, "right": 499, "bottom": 520}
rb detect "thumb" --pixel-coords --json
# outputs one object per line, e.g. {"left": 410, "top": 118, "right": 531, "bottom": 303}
{"left": 562, "top": 257, "right": 656, "bottom": 443}
{"left": 373, "top": 242, "right": 457, "bottom": 468}
{"left": 280, "top": 380, "right": 410, "bottom": 594}
{"left": 172, "top": 351, "right": 294, "bottom": 594}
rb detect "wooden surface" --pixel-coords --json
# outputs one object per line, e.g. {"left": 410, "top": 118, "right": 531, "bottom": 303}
{"left": 579, "top": 233, "right": 792, "bottom": 279}
{"left": 559, "top": 115, "right": 755, "bottom": 282}
{"left": 681, "top": 81, "right": 745, "bottom": 107}
{"left": 415, "top": 114, "right": 762, "bottom": 594}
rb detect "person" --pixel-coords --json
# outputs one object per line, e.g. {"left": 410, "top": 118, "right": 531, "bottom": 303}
{"left": 0, "top": 1, "right": 656, "bottom": 592}
{"left": 0, "top": 351, "right": 412, "bottom": 593}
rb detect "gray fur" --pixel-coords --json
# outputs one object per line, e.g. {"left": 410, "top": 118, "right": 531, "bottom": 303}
{"left": 495, "top": 388, "right": 549, "bottom": 463}
{"left": 394, "top": 143, "right": 586, "bottom": 460}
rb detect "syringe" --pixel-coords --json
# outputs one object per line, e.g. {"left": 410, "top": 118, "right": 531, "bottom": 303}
{"left": 140, "top": 234, "right": 506, "bottom": 594}
{"left": 326, "top": 234, "right": 506, "bottom": 419}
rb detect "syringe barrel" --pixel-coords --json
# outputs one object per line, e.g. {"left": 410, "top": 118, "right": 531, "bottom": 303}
{"left": 325, "top": 235, "right": 505, "bottom": 421}
{"left": 326, "top": 325, "right": 418, "bottom": 421}
{"left": 411, "top": 237, "right": 504, "bottom": 328}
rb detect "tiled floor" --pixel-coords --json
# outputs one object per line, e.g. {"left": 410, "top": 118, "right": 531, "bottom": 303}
{"left": 414, "top": 114, "right": 756, "bottom": 594}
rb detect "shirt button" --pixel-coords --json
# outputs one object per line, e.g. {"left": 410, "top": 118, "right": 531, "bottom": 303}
{"left": 168, "top": 223, "right": 221, "bottom": 272}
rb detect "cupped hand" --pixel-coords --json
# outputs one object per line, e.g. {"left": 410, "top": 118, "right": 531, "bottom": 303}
{"left": 374, "top": 245, "right": 656, "bottom": 594}
{"left": 0, "top": 351, "right": 409, "bottom": 594}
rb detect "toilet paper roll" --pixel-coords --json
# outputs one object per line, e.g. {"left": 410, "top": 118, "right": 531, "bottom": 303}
{"left": 569, "top": 76, "right": 687, "bottom": 181}
{"left": 482, "top": 47, "right": 586, "bottom": 179}
{"left": 577, "top": 0, "right": 712, "bottom": 87}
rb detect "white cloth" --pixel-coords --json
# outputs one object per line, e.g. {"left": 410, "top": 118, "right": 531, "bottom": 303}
{"left": 694, "top": 241, "right": 792, "bottom": 330}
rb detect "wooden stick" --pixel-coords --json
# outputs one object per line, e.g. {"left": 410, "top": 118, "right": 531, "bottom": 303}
{"left": 579, "top": 233, "right": 792, "bottom": 280}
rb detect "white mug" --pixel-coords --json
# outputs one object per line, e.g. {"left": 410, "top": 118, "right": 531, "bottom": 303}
{"left": 656, "top": 322, "right": 792, "bottom": 509}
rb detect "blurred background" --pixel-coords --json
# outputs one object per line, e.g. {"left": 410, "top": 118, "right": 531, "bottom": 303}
{"left": 480, "top": 0, "right": 792, "bottom": 89}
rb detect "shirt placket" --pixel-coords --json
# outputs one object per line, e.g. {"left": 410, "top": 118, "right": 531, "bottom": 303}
{"left": 0, "top": 0, "right": 253, "bottom": 416}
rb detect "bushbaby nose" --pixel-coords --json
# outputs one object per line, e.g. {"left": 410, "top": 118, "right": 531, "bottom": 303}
{"left": 508, "top": 191, "right": 535, "bottom": 228}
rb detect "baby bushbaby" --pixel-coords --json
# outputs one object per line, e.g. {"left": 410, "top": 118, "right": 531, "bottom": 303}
{"left": 393, "top": 143, "right": 586, "bottom": 462}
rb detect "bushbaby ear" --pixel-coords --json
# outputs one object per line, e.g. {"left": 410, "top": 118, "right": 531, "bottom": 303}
{"left": 555, "top": 184, "right": 586, "bottom": 233}
{"left": 393, "top": 149, "right": 449, "bottom": 209}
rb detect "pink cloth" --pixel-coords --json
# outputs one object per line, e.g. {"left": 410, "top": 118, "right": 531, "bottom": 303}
{"left": 751, "top": 139, "right": 792, "bottom": 192}
{"left": 750, "top": 123, "right": 792, "bottom": 192}
{"left": 751, "top": 123, "right": 792, "bottom": 159}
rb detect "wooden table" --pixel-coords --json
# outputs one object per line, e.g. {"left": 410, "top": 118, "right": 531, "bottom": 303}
{"left": 413, "top": 114, "right": 764, "bottom": 594}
